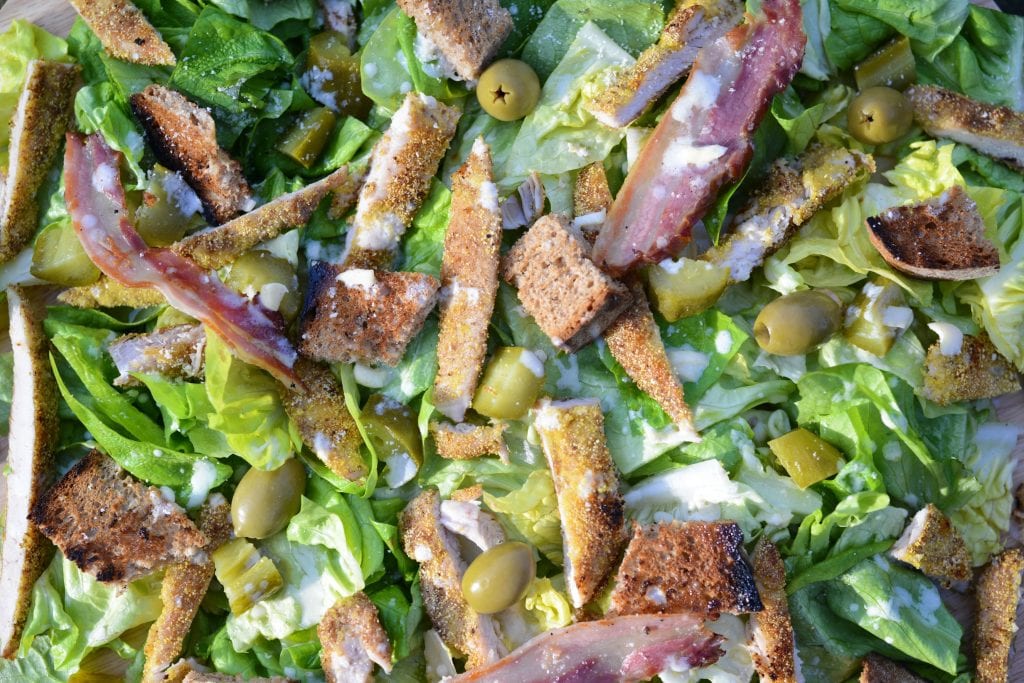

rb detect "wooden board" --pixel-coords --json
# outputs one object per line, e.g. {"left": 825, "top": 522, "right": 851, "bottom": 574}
{"left": 0, "top": 0, "right": 1022, "bottom": 679}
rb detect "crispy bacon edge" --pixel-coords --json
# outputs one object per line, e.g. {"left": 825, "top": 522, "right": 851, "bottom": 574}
{"left": 64, "top": 133, "right": 301, "bottom": 388}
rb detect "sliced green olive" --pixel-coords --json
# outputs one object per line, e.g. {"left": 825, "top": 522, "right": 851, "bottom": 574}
{"left": 224, "top": 250, "right": 300, "bottom": 320}
{"left": 212, "top": 537, "right": 284, "bottom": 614}
{"left": 461, "top": 542, "right": 535, "bottom": 614}
{"left": 645, "top": 258, "right": 730, "bottom": 321}
{"left": 135, "top": 165, "right": 202, "bottom": 247}
{"left": 31, "top": 220, "right": 101, "bottom": 287}
{"left": 854, "top": 36, "right": 916, "bottom": 92}
{"left": 844, "top": 278, "right": 908, "bottom": 357}
{"left": 363, "top": 393, "right": 422, "bottom": 487}
{"left": 306, "top": 31, "right": 373, "bottom": 119}
{"left": 847, "top": 87, "right": 913, "bottom": 145}
{"left": 472, "top": 347, "right": 546, "bottom": 420}
{"left": 754, "top": 290, "right": 843, "bottom": 356}
{"left": 476, "top": 59, "right": 540, "bottom": 122}
{"left": 277, "top": 107, "right": 338, "bottom": 168}
{"left": 768, "top": 427, "right": 842, "bottom": 489}
{"left": 231, "top": 458, "right": 306, "bottom": 539}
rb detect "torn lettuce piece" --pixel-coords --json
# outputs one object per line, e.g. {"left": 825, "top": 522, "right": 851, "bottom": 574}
{"left": 483, "top": 468, "right": 562, "bottom": 565}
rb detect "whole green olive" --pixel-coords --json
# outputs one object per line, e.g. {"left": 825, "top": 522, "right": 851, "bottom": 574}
{"left": 224, "top": 250, "right": 301, "bottom": 320}
{"left": 231, "top": 458, "right": 306, "bottom": 539}
{"left": 476, "top": 59, "right": 541, "bottom": 122}
{"left": 754, "top": 290, "right": 843, "bottom": 356}
{"left": 461, "top": 541, "right": 535, "bottom": 614}
{"left": 847, "top": 86, "right": 913, "bottom": 145}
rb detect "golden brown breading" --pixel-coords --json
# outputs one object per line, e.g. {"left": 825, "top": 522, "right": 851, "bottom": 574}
{"left": 181, "top": 672, "right": 291, "bottom": 683}
{"left": 0, "top": 286, "right": 59, "bottom": 658}
{"left": 907, "top": 85, "right": 1024, "bottom": 172}
{"left": 342, "top": 92, "right": 460, "bottom": 269}
{"left": 280, "top": 358, "right": 367, "bottom": 481}
{"left": 433, "top": 138, "right": 502, "bottom": 422}
{"left": 430, "top": 421, "right": 508, "bottom": 462}
{"left": 748, "top": 540, "right": 799, "bottom": 683}
{"left": 399, "top": 488, "right": 504, "bottom": 669}
{"left": 889, "top": 504, "right": 972, "bottom": 586}
{"left": 533, "top": 399, "right": 627, "bottom": 608}
{"left": 860, "top": 653, "right": 926, "bottom": 683}
{"left": 395, "top": 0, "right": 512, "bottom": 81}
{"left": 974, "top": 548, "right": 1024, "bottom": 683}
{"left": 0, "top": 60, "right": 79, "bottom": 263}
{"left": 298, "top": 264, "right": 439, "bottom": 367}
{"left": 865, "top": 185, "right": 1000, "bottom": 281}
{"left": 108, "top": 323, "right": 206, "bottom": 387}
{"left": 68, "top": 0, "right": 176, "bottom": 65}
{"left": 130, "top": 85, "right": 254, "bottom": 225}
{"left": 920, "top": 334, "right": 1021, "bottom": 405}
{"left": 319, "top": 592, "right": 393, "bottom": 683}
{"left": 30, "top": 451, "right": 207, "bottom": 584}
{"left": 450, "top": 485, "right": 484, "bottom": 503}
{"left": 609, "top": 521, "right": 762, "bottom": 619}
{"left": 573, "top": 162, "right": 614, "bottom": 217}
{"left": 58, "top": 275, "right": 167, "bottom": 308}
{"left": 173, "top": 165, "right": 363, "bottom": 269}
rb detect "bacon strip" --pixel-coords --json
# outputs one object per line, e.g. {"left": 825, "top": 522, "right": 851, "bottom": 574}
{"left": 445, "top": 613, "right": 723, "bottom": 683}
{"left": 592, "top": 0, "right": 805, "bottom": 276}
{"left": 64, "top": 133, "right": 300, "bottom": 387}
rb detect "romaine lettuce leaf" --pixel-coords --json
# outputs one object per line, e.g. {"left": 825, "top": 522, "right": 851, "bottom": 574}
{"left": 73, "top": 83, "right": 147, "bottom": 187}
{"left": 401, "top": 180, "right": 451, "bottom": 278}
{"left": 368, "top": 583, "right": 423, "bottom": 661}
{"left": 206, "top": 0, "right": 316, "bottom": 31}
{"left": 381, "top": 316, "right": 439, "bottom": 403}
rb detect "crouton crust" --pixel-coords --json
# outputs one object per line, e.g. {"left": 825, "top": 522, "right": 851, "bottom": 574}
{"left": 503, "top": 214, "right": 632, "bottom": 352}
{"left": 865, "top": 185, "right": 1000, "bottom": 281}
{"left": 920, "top": 334, "right": 1020, "bottom": 405}
{"left": 609, "top": 520, "right": 762, "bottom": 619}
{"left": 395, "top": 0, "right": 512, "bottom": 81}
{"left": 889, "top": 504, "right": 972, "bottom": 585}
{"left": 298, "top": 264, "right": 439, "bottom": 367}
{"left": 0, "top": 60, "right": 79, "bottom": 264}
{"left": 433, "top": 138, "right": 501, "bottom": 422}
{"left": 30, "top": 451, "right": 207, "bottom": 584}
{"left": 430, "top": 421, "right": 508, "bottom": 462}
{"left": 58, "top": 275, "right": 167, "bottom": 308}
{"left": 108, "top": 323, "right": 206, "bottom": 387}
{"left": 130, "top": 84, "right": 254, "bottom": 225}
{"left": 534, "top": 399, "right": 627, "bottom": 608}
{"left": 748, "top": 540, "right": 799, "bottom": 683}
{"left": 174, "top": 165, "right": 363, "bottom": 269}
{"left": 974, "top": 548, "right": 1024, "bottom": 683}
{"left": 68, "top": 0, "right": 176, "bottom": 66}
{"left": 319, "top": 592, "right": 394, "bottom": 683}
{"left": 860, "top": 653, "right": 926, "bottom": 683}
{"left": 280, "top": 358, "right": 367, "bottom": 481}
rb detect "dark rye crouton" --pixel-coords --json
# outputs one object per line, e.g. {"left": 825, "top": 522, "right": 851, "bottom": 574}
{"left": 30, "top": 451, "right": 207, "bottom": 584}
{"left": 299, "top": 263, "right": 439, "bottom": 367}
{"left": 68, "top": 0, "right": 176, "bottom": 66}
{"left": 319, "top": 592, "right": 394, "bottom": 683}
{"left": 889, "top": 504, "right": 972, "bottom": 585}
{"left": 865, "top": 185, "right": 1000, "bottom": 281}
{"left": 503, "top": 214, "right": 632, "bottom": 352}
{"left": 860, "top": 653, "right": 926, "bottom": 683}
{"left": 609, "top": 520, "right": 762, "bottom": 619}
{"left": 130, "top": 85, "right": 254, "bottom": 225}
{"left": 395, "top": 0, "right": 512, "bottom": 81}
{"left": 974, "top": 548, "right": 1024, "bottom": 683}
{"left": 920, "top": 333, "right": 1020, "bottom": 405}
{"left": 108, "top": 323, "right": 206, "bottom": 387}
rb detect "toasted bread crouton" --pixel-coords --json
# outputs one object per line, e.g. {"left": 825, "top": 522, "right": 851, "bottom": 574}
{"left": 400, "top": 488, "right": 505, "bottom": 669}
{"left": 299, "top": 264, "right": 439, "bottom": 367}
{"left": 30, "top": 451, "right": 207, "bottom": 584}
{"left": 503, "top": 215, "right": 632, "bottom": 352}
{"left": 0, "top": 286, "right": 59, "bottom": 658}
{"left": 975, "top": 548, "right": 1024, "bottom": 683}
{"left": 280, "top": 358, "right": 367, "bottom": 481}
{"left": 174, "top": 165, "right": 363, "bottom": 269}
{"left": 865, "top": 186, "right": 999, "bottom": 281}
{"left": 889, "top": 504, "right": 972, "bottom": 585}
{"left": 58, "top": 275, "right": 167, "bottom": 308}
{"left": 343, "top": 92, "right": 460, "bottom": 269}
{"left": 0, "top": 60, "right": 79, "bottom": 263}
{"left": 603, "top": 281, "right": 698, "bottom": 439}
{"left": 395, "top": 0, "right": 512, "bottom": 82}
{"left": 587, "top": 0, "right": 742, "bottom": 128}
{"left": 68, "top": 0, "right": 176, "bottom": 66}
{"left": 907, "top": 85, "right": 1024, "bottom": 172}
{"left": 533, "top": 399, "right": 627, "bottom": 607}
{"left": 748, "top": 540, "right": 799, "bottom": 683}
{"left": 319, "top": 592, "right": 393, "bottom": 683}
{"left": 860, "top": 653, "right": 926, "bottom": 683}
{"left": 142, "top": 497, "right": 230, "bottom": 682}
{"left": 431, "top": 421, "right": 508, "bottom": 462}
{"left": 108, "top": 323, "right": 206, "bottom": 387}
{"left": 434, "top": 138, "right": 502, "bottom": 422}
{"left": 609, "top": 521, "right": 762, "bottom": 619}
{"left": 920, "top": 333, "right": 1020, "bottom": 405}
{"left": 130, "top": 85, "right": 254, "bottom": 225}
{"left": 501, "top": 172, "right": 545, "bottom": 231}
{"left": 706, "top": 145, "right": 874, "bottom": 283}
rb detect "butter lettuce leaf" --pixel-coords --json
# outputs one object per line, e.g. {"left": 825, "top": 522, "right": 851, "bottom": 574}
{"left": 0, "top": 20, "right": 69, "bottom": 159}
{"left": 483, "top": 468, "right": 563, "bottom": 564}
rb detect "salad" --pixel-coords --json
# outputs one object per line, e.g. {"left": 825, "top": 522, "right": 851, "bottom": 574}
{"left": 0, "top": 0, "right": 1022, "bottom": 681}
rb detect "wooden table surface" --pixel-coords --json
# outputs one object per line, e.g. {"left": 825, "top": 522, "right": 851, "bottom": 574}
{"left": 0, "top": 0, "right": 1021, "bottom": 679}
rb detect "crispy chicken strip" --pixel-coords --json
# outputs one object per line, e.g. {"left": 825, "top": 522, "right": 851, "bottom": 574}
{"left": 889, "top": 504, "right": 972, "bottom": 586}
{"left": 68, "top": 0, "right": 176, "bottom": 65}
{"left": 319, "top": 592, "right": 394, "bottom": 683}
{"left": 748, "top": 540, "right": 801, "bottom": 683}
{"left": 974, "top": 548, "right": 1024, "bottom": 683}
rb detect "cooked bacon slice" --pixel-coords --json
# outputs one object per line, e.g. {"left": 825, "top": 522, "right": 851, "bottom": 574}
{"left": 445, "top": 613, "right": 724, "bottom": 683}
{"left": 64, "top": 133, "right": 300, "bottom": 388}
{"left": 593, "top": 0, "right": 806, "bottom": 276}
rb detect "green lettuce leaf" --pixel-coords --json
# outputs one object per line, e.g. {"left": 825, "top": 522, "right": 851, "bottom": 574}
{"left": 381, "top": 316, "right": 440, "bottom": 403}
{"left": 483, "top": 468, "right": 563, "bottom": 564}
{"left": 206, "top": 0, "right": 316, "bottom": 31}
{"left": 661, "top": 614, "right": 753, "bottom": 683}
{"left": 73, "top": 83, "right": 147, "bottom": 187}
{"left": 401, "top": 180, "right": 451, "bottom": 278}
{"left": 0, "top": 351, "right": 13, "bottom": 437}
{"left": 369, "top": 583, "right": 423, "bottom": 661}
{"left": 522, "top": 577, "right": 573, "bottom": 633}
